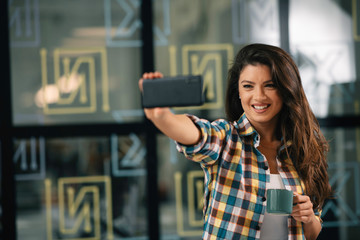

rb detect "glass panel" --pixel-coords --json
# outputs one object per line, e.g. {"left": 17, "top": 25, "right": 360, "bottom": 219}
{"left": 9, "top": 0, "right": 143, "bottom": 126}
{"left": 319, "top": 127, "right": 360, "bottom": 240}
{"left": 289, "top": 0, "right": 359, "bottom": 117}
{"left": 154, "top": 0, "right": 281, "bottom": 121}
{"left": 157, "top": 135, "right": 203, "bottom": 239}
{"left": 14, "top": 135, "right": 148, "bottom": 239}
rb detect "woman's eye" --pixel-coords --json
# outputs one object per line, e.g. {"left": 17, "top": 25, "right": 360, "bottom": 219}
{"left": 243, "top": 84, "right": 253, "bottom": 89}
{"left": 266, "top": 83, "right": 277, "bottom": 88}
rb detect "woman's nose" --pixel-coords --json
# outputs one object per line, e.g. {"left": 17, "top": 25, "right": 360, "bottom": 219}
{"left": 254, "top": 87, "right": 266, "bottom": 100}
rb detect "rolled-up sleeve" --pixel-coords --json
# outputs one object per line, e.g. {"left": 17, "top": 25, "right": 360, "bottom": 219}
{"left": 175, "top": 114, "right": 231, "bottom": 165}
{"left": 314, "top": 208, "right": 323, "bottom": 224}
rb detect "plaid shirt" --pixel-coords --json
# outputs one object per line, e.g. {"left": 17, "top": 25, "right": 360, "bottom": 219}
{"left": 176, "top": 113, "right": 321, "bottom": 240}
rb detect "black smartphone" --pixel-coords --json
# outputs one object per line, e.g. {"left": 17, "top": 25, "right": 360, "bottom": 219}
{"left": 142, "top": 75, "right": 204, "bottom": 108}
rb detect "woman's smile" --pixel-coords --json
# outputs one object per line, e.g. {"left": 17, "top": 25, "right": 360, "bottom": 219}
{"left": 252, "top": 104, "right": 270, "bottom": 111}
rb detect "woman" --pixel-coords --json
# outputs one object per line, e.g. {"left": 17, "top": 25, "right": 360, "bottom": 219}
{"left": 139, "top": 43, "right": 332, "bottom": 239}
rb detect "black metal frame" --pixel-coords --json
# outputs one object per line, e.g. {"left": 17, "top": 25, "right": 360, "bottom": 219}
{"left": 1, "top": 0, "right": 16, "bottom": 238}
{"left": 1, "top": 0, "right": 360, "bottom": 239}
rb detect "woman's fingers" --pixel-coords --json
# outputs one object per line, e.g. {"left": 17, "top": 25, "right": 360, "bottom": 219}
{"left": 139, "top": 71, "right": 169, "bottom": 119}
{"left": 292, "top": 193, "right": 313, "bottom": 213}
{"left": 293, "top": 193, "right": 310, "bottom": 204}
{"left": 291, "top": 192, "right": 315, "bottom": 223}
{"left": 143, "top": 71, "right": 163, "bottom": 80}
{"left": 139, "top": 71, "right": 164, "bottom": 92}
{"left": 138, "top": 78, "right": 144, "bottom": 92}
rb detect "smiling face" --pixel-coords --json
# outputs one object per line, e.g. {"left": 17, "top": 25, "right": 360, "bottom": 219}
{"left": 238, "top": 64, "right": 283, "bottom": 131}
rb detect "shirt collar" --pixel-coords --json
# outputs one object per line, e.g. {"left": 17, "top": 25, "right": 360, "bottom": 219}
{"left": 234, "top": 113, "right": 260, "bottom": 146}
{"left": 235, "top": 113, "right": 257, "bottom": 136}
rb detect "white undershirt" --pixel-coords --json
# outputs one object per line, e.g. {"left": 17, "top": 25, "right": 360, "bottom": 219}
{"left": 260, "top": 174, "right": 288, "bottom": 240}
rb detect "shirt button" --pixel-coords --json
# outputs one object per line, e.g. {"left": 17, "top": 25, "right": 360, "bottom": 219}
{"left": 256, "top": 225, "right": 260, "bottom": 230}
{"left": 263, "top": 166, "right": 269, "bottom": 170}
{"left": 262, "top": 197, "right": 266, "bottom": 202}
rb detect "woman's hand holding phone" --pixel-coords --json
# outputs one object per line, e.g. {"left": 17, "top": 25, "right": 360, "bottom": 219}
{"left": 138, "top": 71, "right": 172, "bottom": 121}
{"left": 138, "top": 71, "right": 201, "bottom": 145}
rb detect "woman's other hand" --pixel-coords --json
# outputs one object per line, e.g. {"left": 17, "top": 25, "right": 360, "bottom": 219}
{"left": 292, "top": 192, "right": 321, "bottom": 240}
{"left": 291, "top": 192, "right": 315, "bottom": 223}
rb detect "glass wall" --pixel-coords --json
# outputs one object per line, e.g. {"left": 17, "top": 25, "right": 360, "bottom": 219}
{"left": 289, "top": 0, "right": 359, "bottom": 117}
{"left": 321, "top": 127, "right": 360, "bottom": 239}
{"left": 2, "top": 0, "right": 360, "bottom": 240}
{"left": 14, "top": 135, "right": 148, "bottom": 239}
{"left": 9, "top": 0, "right": 144, "bottom": 125}
{"left": 153, "top": 0, "right": 360, "bottom": 239}
{"left": 290, "top": 1, "right": 360, "bottom": 238}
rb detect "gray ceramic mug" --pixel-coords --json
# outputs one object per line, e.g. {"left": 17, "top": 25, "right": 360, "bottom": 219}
{"left": 266, "top": 189, "right": 293, "bottom": 215}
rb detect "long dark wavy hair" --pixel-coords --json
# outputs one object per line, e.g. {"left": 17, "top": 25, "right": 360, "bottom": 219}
{"left": 225, "top": 43, "right": 332, "bottom": 210}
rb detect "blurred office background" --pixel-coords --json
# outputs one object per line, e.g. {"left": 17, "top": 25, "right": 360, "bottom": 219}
{"left": 1, "top": 0, "right": 360, "bottom": 239}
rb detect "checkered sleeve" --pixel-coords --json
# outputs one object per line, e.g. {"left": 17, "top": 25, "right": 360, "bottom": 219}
{"left": 314, "top": 208, "right": 323, "bottom": 224}
{"left": 176, "top": 114, "right": 231, "bottom": 165}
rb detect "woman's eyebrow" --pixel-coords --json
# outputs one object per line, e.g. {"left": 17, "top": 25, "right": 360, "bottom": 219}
{"left": 240, "top": 80, "right": 273, "bottom": 84}
{"left": 264, "top": 80, "right": 274, "bottom": 83}
{"left": 240, "top": 80, "right": 254, "bottom": 84}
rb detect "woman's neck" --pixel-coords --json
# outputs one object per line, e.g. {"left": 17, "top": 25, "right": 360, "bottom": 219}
{"left": 253, "top": 123, "right": 278, "bottom": 144}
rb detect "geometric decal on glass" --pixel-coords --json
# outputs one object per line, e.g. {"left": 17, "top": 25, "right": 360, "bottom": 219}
{"left": 45, "top": 176, "right": 113, "bottom": 240}
{"left": 13, "top": 137, "right": 46, "bottom": 181}
{"left": 322, "top": 162, "right": 360, "bottom": 227}
{"left": 111, "top": 133, "right": 146, "bottom": 177}
{"left": 169, "top": 44, "right": 233, "bottom": 110}
{"left": 174, "top": 171, "right": 204, "bottom": 237}
{"left": 104, "top": 0, "right": 170, "bottom": 47}
{"left": 232, "top": 0, "right": 279, "bottom": 45}
{"left": 39, "top": 48, "right": 110, "bottom": 115}
{"left": 353, "top": 0, "right": 360, "bottom": 41}
{"left": 9, "top": 0, "right": 41, "bottom": 47}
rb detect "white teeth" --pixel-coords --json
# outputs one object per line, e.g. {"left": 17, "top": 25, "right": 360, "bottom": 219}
{"left": 253, "top": 105, "right": 269, "bottom": 110}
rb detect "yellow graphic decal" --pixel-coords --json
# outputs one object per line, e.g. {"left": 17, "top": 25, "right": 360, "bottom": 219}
{"left": 169, "top": 44, "right": 234, "bottom": 110}
{"left": 175, "top": 171, "right": 204, "bottom": 236}
{"left": 45, "top": 176, "right": 113, "bottom": 240}
{"left": 40, "top": 48, "right": 110, "bottom": 114}
{"left": 187, "top": 171, "right": 204, "bottom": 227}
{"left": 353, "top": 0, "right": 360, "bottom": 41}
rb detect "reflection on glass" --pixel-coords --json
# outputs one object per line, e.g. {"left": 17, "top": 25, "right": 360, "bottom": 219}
{"left": 320, "top": 127, "right": 360, "bottom": 239}
{"left": 9, "top": 0, "right": 143, "bottom": 125}
{"left": 14, "top": 135, "right": 148, "bottom": 239}
{"left": 289, "top": 0, "right": 357, "bottom": 117}
{"left": 157, "top": 135, "right": 203, "bottom": 239}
